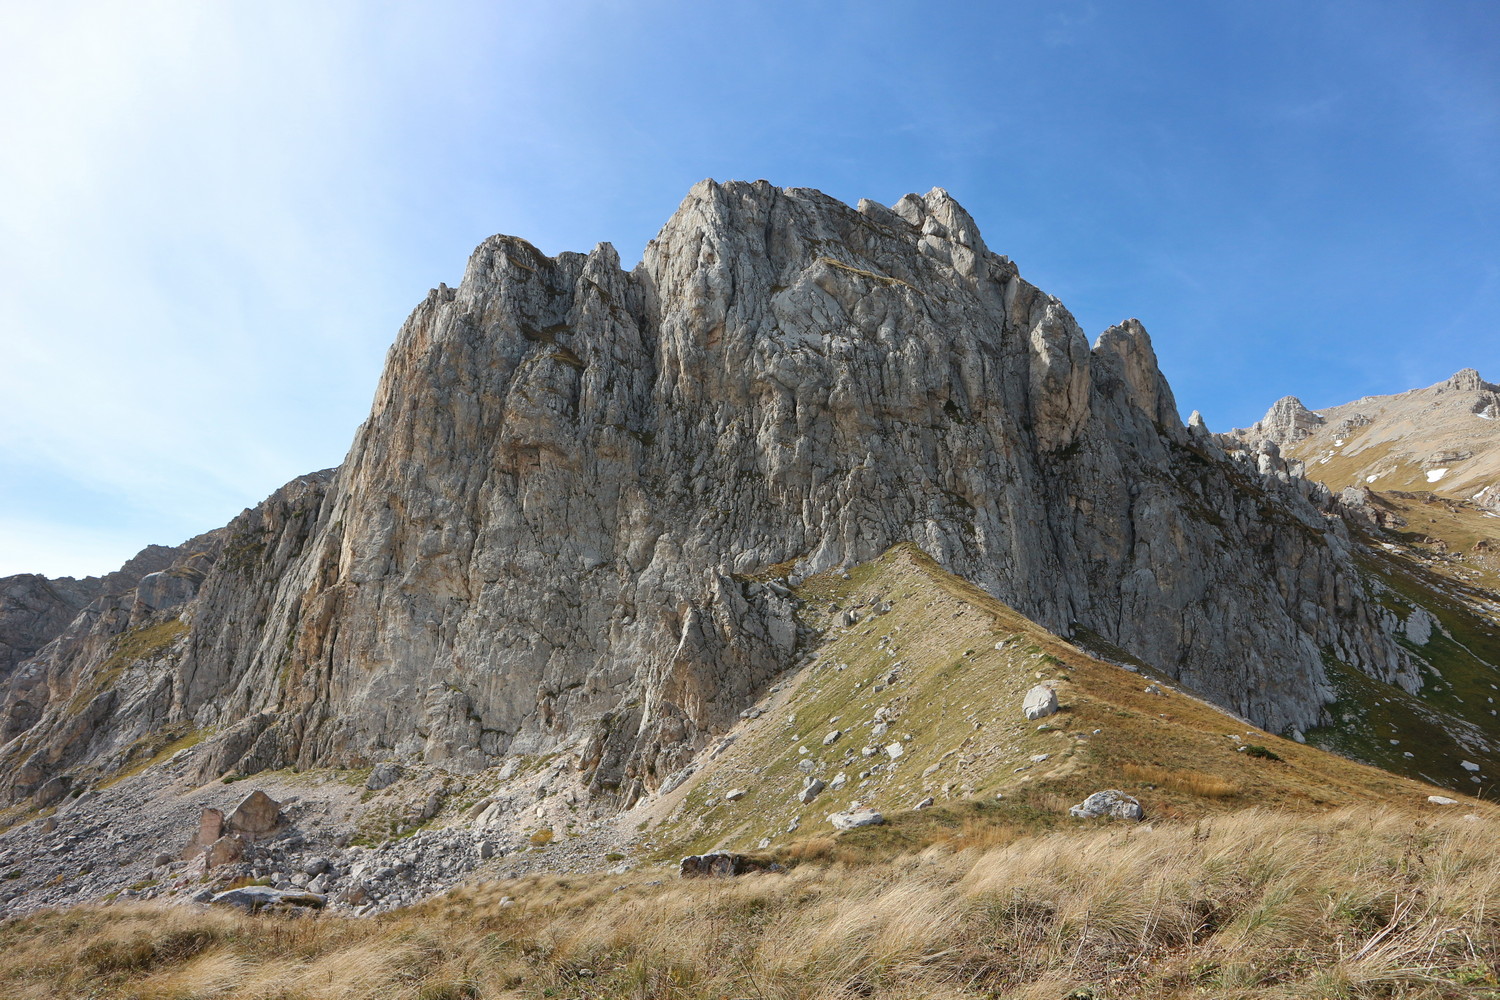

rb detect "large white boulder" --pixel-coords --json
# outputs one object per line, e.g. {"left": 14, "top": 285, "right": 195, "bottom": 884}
{"left": 1022, "top": 684, "right": 1059, "bottom": 720}
{"left": 798, "top": 778, "right": 827, "bottom": 804}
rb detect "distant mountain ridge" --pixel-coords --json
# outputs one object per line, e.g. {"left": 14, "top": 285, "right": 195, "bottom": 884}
{"left": 1226, "top": 368, "right": 1500, "bottom": 507}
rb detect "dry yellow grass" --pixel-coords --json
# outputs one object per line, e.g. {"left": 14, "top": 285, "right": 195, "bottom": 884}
{"left": 1, "top": 806, "right": 1496, "bottom": 999}
{"left": 1122, "top": 763, "right": 1242, "bottom": 798}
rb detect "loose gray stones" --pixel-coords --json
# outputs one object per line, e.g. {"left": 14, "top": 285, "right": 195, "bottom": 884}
{"left": 799, "top": 778, "right": 827, "bottom": 804}
{"left": 1068, "top": 790, "right": 1144, "bottom": 821}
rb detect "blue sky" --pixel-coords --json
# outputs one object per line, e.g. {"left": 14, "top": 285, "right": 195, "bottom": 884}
{"left": 2, "top": 0, "right": 1497, "bottom": 577}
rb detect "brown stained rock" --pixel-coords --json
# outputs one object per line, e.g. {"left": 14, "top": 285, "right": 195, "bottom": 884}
{"left": 205, "top": 833, "right": 247, "bottom": 868}
{"left": 180, "top": 806, "right": 226, "bottom": 861}
{"left": 226, "top": 790, "right": 282, "bottom": 838}
{"left": 199, "top": 807, "right": 225, "bottom": 843}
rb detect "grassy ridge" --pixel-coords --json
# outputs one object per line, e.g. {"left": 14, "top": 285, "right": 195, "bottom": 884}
{"left": 638, "top": 545, "right": 1477, "bottom": 864}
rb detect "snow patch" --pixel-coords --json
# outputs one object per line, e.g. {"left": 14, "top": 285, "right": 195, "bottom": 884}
{"left": 1426, "top": 468, "right": 1449, "bottom": 483}
{"left": 1366, "top": 474, "right": 1380, "bottom": 483}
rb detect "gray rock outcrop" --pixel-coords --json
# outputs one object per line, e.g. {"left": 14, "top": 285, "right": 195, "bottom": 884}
{"left": 1246, "top": 396, "right": 1325, "bottom": 445}
{"left": 679, "top": 852, "right": 781, "bottom": 878}
{"left": 829, "top": 809, "right": 885, "bottom": 830}
{"left": 1069, "top": 790, "right": 1144, "bottom": 820}
{"left": 210, "top": 885, "right": 325, "bottom": 911}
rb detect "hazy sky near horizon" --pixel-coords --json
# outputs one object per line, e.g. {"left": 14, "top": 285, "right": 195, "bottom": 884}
{"left": 2, "top": 0, "right": 1497, "bottom": 578}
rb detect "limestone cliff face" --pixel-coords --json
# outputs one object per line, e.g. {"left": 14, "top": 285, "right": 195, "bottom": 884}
{"left": 0, "top": 575, "right": 96, "bottom": 685}
{"left": 0, "top": 181, "right": 1426, "bottom": 804}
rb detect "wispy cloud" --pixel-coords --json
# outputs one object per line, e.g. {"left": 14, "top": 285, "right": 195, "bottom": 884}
{"left": 1269, "top": 93, "right": 1344, "bottom": 122}
{"left": 0, "top": 1, "right": 582, "bottom": 576}
{"left": 1045, "top": 2, "right": 1099, "bottom": 46}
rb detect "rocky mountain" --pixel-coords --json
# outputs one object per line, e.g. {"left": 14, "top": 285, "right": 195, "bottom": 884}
{"left": 0, "top": 544, "right": 192, "bottom": 684}
{"left": 1224, "top": 370, "right": 1500, "bottom": 788}
{"left": 1, "top": 181, "right": 1495, "bottom": 889}
{"left": 1228, "top": 368, "right": 1500, "bottom": 506}
{"left": 3, "top": 542, "right": 1486, "bottom": 918}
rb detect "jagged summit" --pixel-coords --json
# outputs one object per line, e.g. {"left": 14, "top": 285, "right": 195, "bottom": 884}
{"left": 1249, "top": 395, "right": 1326, "bottom": 444}
{"left": 1441, "top": 367, "right": 1495, "bottom": 393}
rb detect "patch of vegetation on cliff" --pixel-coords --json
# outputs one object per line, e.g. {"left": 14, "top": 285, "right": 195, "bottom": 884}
{"left": 94, "top": 723, "right": 208, "bottom": 790}
{"left": 67, "top": 619, "right": 188, "bottom": 716}
{"left": 222, "top": 528, "right": 269, "bottom": 574}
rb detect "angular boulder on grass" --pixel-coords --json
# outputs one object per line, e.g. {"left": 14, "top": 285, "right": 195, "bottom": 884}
{"left": 210, "top": 886, "right": 325, "bottom": 912}
{"left": 829, "top": 809, "right": 884, "bottom": 830}
{"left": 1068, "top": 789, "right": 1144, "bottom": 821}
{"left": 1022, "top": 684, "right": 1058, "bottom": 720}
{"left": 679, "top": 853, "right": 782, "bottom": 878}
